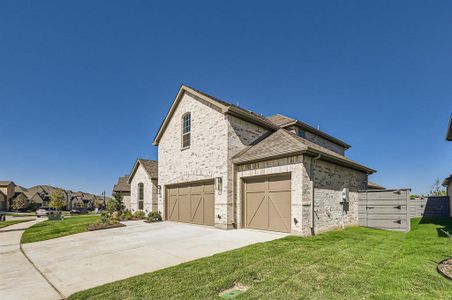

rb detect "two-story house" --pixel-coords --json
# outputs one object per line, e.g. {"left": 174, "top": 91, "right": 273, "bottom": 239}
{"left": 152, "top": 85, "right": 375, "bottom": 236}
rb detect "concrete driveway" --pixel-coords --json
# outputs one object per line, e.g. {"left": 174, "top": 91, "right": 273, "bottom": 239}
{"left": 0, "top": 219, "right": 61, "bottom": 300}
{"left": 23, "top": 221, "right": 286, "bottom": 297}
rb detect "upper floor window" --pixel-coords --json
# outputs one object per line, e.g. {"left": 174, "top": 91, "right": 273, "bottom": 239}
{"left": 297, "top": 128, "right": 305, "bottom": 138}
{"left": 182, "top": 112, "right": 191, "bottom": 148}
{"left": 138, "top": 183, "right": 144, "bottom": 210}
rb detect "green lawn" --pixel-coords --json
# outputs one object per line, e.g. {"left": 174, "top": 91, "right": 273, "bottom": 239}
{"left": 70, "top": 218, "right": 452, "bottom": 300}
{"left": 0, "top": 219, "right": 32, "bottom": 229}
{"left": 21, "top": 215, "right": 100, "bottom": 244}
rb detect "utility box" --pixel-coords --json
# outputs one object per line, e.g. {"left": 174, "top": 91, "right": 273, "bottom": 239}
{"left": 48, "top": 211, "right": 63, "bottom": 221}
{"left": 341, "top": 188, "right": 349, "bottom": 203}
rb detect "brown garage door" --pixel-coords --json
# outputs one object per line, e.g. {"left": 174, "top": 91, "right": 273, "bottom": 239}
{"left": 166, "top": 180, "right": 215, "bottom": 226}
{"left": 244, "top": 174, "right": 291, "bottom": 233}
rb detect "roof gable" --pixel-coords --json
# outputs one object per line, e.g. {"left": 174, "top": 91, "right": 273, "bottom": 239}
{"left": 153, "top": 85, "right": 278, "bottom": 145}
{"left": 267, "top": 114, "right": 351, "bottom": 149}
{"left": 232, "top": 129, "right": 307, "bottom": 164}
{"left": 128, "top": 159, "right": 158, "bottom": 183}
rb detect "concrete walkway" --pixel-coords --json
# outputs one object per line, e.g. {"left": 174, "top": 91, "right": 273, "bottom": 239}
{"left": 23, "top": 221, "right": 286, "bottom": 297}
{"left": 0, "top": 219, "right": 61, "bottom": 300}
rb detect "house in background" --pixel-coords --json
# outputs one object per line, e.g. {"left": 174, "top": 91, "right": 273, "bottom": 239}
{"left": 113, "top": 175, "right": 131, "bottom": 210}
{"left": 153, "top": 85, "right": 375, "bottom": 235}
{"left": 443, "top": 114, "right": 452, "bottom": 217}
{"left": 0, "top": 182, "right": 108, "bottom": 211}
{"left": 367, "top": 181, "right": 385, "bottom": 190}
{"left": 0, "top": 181, "right": 16, "bottom": 211}
{"left": 128, "top": 159, "right": 158, "bottom": 213}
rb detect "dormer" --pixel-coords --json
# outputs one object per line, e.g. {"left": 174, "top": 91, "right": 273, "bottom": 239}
{"left": 267, "top": 114, "right": 350, "bottom": 156}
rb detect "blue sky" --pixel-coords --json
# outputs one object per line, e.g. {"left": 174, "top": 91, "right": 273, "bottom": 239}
{"left": 0, "top": 1, "right": 451, "bottom": 195}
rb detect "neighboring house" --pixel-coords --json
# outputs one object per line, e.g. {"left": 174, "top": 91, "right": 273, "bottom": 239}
{"left": 0, "top": 181, "right": 107, "bottom": 211}
{"left": 367, "top": 181, "right": 385, "bottom": 190}
{"left": 128, "top": 159, "right": 158, "bottom": 213}
{"left": 113, "top": 175, "right": 131, "bottom": 210}
{"left": 443, "top": 114, "right": 452, "bottom": 217}
{"left": 152, "top": 85, "right": 375, "bottom": 235}
{"left": 0, "top": 181, "right": 16, "bottom": 211}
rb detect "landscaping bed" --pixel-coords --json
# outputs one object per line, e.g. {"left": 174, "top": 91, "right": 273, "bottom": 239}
{"left": 69, "top": 217, "right": 452, "bottom": 299}
{"left": 87, "top": 222, "right": 126, "bottom": 231}
{"left": 438, "top": 258, "right": 452, "bottom": 280}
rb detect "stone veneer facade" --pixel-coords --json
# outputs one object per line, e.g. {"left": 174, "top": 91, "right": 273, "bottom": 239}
{"left": 157, "top": 89, "right": 368, "bottom": 234}
{"left": 130, "top": 163, "right": 157, "bottom": 213}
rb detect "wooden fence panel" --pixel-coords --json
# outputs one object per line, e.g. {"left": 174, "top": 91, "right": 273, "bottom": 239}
{"left": 410, "top": 196, "right": 450, "bottom": 218}
{"left": 358, "top": 189, "right": 411, "bottom": 232}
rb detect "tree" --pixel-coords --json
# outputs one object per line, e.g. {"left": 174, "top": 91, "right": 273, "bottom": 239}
{"left": 109, "top": 192, "right": 125, "bottom": 214}
{"left": 430, "top": 178, "right": 447, "bottom": 196}
{"left": 11, "top": 197, "right": 26, "bottom": 212}
{"left": 49, "top": 190, "right": 65, "bottom": 211}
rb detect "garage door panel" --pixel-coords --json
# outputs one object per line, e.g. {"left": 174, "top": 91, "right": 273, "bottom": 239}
{"left": 178, "top": 195, "right": 191, "bottom": 223}
{"left": 245, "top": 174, "right": 291, "bottom": 233}
{"left": 169, "top": 188, "right": 178, "bottom": 196}
{"left": 203, "top": 193, "right": 215, "bottom": 226}
{"left": 191, "top": 194, "right": 204, "bottom": 225}
{"left": 268, "top": 176, "right": 291, "bottom": 190}
{"left": 245, "top": 179, "right": 267, "bottom": 192}
{"left": 166, "top": 181, "right": 214, "bottom": 226}
{"left": 246, "top": 192, "right": 268, "bottom": 230}
{"left": 167, "top": 194, "right": 178, "bottom": 221}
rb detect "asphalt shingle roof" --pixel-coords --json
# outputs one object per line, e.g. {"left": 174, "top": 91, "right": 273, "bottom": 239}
{"left": 233, "top": 129, "right": 375, "bottom": 173}
{"left": 113, "top": 175, "right": 131, "bottom": 192}
{"left": 138, "top": 159, "right": 158, "bottom": 178}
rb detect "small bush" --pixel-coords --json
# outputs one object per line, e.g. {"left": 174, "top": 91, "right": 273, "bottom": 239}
{"left": 100, "top": 211, "right": 109, "bottom": 224}
{"left": 147, "top": 211, "right": 162, "bottom": 223}
{"left": 121, "top": 209, "right": 133, "bottom": 220}
{"left": 133, "top": 210, "right": 146, "bottom": 219}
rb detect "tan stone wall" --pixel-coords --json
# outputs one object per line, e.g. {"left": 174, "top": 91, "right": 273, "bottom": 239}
{"left": 227, "top": 115, "right": 268, "bottom": 228}
{"left": 236, "top": 155, "right": 304, "bottom": 235}
{"left": 130, "top": 164, "right": 154, "bottom": 213}
{"left": 122, "top": 194, "right": 131, "bottom": 210}
{"left": 304, "top": 131, "right": 346, "bottom": 155}
{"left": 157, "top": 92, "right": 229, "bottom": 228}
{"left": 302, "top": 157, "right": 367, "bottom": 235}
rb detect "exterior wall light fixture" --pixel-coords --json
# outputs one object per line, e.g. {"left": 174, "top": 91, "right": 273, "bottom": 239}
{"left": 216, "top": 177, "right": 222, "bottom": 195}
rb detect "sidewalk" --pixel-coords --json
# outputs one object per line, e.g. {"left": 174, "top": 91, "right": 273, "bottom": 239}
{"left": 0, "top": 219, "right": 61, "bottom": 300}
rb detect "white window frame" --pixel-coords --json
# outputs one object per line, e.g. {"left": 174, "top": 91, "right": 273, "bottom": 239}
{"left": 181, "top": 112, "right": 191, "bottom": 149}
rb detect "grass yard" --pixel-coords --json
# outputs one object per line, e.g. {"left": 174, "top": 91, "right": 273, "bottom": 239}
{"left": 21, "top": 215, "right": 100, "bottom": 244}
{"left": 70, "top": 218, "right": 452, "bottom": 300}
{"left": 0, "top": 219, "right": 32, "bottom": 229}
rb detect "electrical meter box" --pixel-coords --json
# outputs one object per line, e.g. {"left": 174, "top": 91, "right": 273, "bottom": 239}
{"left": 341, "top": 188, "right": 349, "bottom": 203}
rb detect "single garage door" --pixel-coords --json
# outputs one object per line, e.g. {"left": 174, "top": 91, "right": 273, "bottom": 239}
{"left": 244, "top": 174, "right": 291, "bottom": 233}
{"left": 166, "top": 180, "right": 215, "bottom": 226}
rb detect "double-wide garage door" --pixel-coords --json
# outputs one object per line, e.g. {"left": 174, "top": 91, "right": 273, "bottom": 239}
{"left": 166, "top": 181, "right": 215, "bottom": 226}
{"left": 244, "top": 174, "right": 291, "bottom": 233}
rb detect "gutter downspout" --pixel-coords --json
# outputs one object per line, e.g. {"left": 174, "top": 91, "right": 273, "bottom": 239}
{"left": 310, "top": 154, "right": 322, "bottom": 236}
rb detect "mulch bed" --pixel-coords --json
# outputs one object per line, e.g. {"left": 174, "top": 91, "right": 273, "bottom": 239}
{"left": 438, "top": 257, "right": 452, "bottom": 280}
{"left": 87, "top": 223, "right": 126, "bottom": 231}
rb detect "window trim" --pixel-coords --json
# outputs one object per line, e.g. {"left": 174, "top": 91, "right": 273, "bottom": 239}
{"left": 181, "top": 112, "right": 191, "bottom": 149}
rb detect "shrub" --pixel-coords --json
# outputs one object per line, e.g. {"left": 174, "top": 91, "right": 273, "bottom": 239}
{"left": 147, "top": 211, "right": 162, "bottom": 223}
{"left": 121, "top": 209, "right": 133, "bottom": 221}
{"left": 100, "top": 211, "right": 109, "bottom": 224}
{"left": 133, "top": 210, "right": 146, "bottom": 219}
